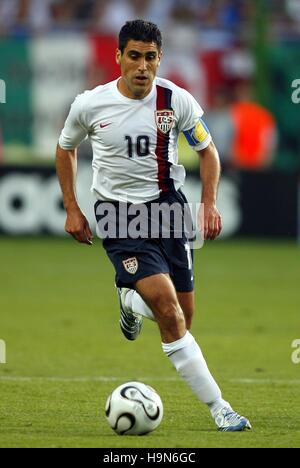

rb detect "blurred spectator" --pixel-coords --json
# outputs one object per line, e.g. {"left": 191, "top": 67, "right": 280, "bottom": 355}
{"left": 92, "top": 0, "right": 150, "bottom": 34}
{"left": 230, "top": 82, "right": 277, "bottom": 170}
{"left": 286, "top": 0, "right": 300, "bottom": 24}
{"left": 50, "top": 0, "right": 77, "bottom": 28}
{"left": 73, "top": 0, "right": 95, "bottom": 22}
{"left": 222, "top": 41, "right": 255, "bottom": 82}
{"left": 0, "top": 0, "right": 53, "bottom": 35}
{"left": 197, "top": 1, "right": 235, "bottom": 50}
{"left": 143, "top": 0, "right": 175, "bottom": 29}
{"left": 0, "top": 0, "right": 299, "bottom": 40}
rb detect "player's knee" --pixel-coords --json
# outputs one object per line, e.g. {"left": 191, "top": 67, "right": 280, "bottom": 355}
{"left": 154, "top": 297, "right": 185, "bottom": 328}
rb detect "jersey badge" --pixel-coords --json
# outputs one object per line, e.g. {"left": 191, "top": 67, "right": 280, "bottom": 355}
{"left": 155, "top": 110, "right": 174, "bottom": 134}
{"left": 123, "top": 257, "right": 139, "bottom": 275}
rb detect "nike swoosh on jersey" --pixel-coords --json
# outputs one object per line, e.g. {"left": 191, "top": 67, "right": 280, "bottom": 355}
{"left": 100, "top": 123, "right": 112, "bottom": 128}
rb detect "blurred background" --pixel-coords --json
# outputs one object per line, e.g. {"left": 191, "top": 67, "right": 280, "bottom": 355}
{"left": 0, "top": 0, "right": 300, "bottom": 238}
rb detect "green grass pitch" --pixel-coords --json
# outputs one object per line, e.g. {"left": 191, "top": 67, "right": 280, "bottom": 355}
{"left": 0, "top": 237, "right": 299, "bottom": 448}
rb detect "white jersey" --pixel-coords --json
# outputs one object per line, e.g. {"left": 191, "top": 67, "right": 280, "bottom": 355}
{"left": 59, "top": 77, "right": 211, "bottom": 203}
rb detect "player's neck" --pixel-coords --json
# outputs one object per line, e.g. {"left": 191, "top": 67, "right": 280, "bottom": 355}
{"left": 117, "top": 78, "right": 153, "bottom": 100}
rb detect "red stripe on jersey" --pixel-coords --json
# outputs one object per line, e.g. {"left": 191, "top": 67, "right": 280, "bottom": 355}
{"left": 155, "top": 85, "right": 174, "bottom": 194}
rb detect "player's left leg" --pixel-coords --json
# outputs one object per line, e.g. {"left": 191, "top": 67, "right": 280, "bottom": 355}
{"left": 115, "top": 267, "right": 251, "bottom": 430}
{"left": 135, "top": 273, "right": 251, "bottom": 431}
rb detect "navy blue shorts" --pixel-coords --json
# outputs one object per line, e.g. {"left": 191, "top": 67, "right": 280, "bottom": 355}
{"left": 94, "top": 190, "right": 194, "bottom": 292}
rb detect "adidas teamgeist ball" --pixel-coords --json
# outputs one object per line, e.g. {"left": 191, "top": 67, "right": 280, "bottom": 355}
{"left": 105, "top": 381, "right": 163, "bottom": 435}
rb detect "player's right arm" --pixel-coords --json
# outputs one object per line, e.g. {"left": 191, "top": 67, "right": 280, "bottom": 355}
{"left": 56, "top": 145, "right": 93, "bottom": 245}
{"left": 56, "top": 93, "right": 93, "bottom": 245}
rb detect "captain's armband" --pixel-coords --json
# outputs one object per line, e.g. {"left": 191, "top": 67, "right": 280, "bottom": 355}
{"left": 183, "top": 118, "right": 212, "bottom": 150}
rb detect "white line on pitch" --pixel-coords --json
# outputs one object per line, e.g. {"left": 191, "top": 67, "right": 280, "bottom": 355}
{"left": 0, "top": 376, "right": 180, "bottom": 383}
{"left": 230, "top": 378, "right": 300, "bottom": 385}
{"left": 0, "top": 376, "right": 299, "bottom": 385}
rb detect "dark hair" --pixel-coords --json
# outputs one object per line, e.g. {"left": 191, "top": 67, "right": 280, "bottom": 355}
{"left": 119, "top": 19, "right": 162, "bottom": 53}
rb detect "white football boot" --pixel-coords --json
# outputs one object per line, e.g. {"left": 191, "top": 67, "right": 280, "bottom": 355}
{"left": 117, "top": 288, "right": 143, "bottom": 341}
{"left": 215, "top": 407, "right": 252, "bottom": 432}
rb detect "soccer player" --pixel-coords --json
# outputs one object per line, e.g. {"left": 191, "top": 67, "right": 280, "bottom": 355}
{"left": 56, "top": 19, "right": 251, "bottom": 432}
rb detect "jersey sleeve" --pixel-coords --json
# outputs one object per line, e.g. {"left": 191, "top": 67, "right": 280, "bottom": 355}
{"left": 58, "top": 93, "right": 89, "bottom": 150}
{"left": 176, "top": 88, "right": 212, "bottom": 151}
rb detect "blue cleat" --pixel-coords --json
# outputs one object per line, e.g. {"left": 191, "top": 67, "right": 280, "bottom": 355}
{"left": 215, "top": 407, "right": 252, "bottom": 432}
{"left": 117, "top": 288, "right": 143, "bottom": 341}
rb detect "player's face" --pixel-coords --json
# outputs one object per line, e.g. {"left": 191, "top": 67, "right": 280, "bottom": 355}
{"left": 116, "top": 40, "right": 162, "bottom": 99}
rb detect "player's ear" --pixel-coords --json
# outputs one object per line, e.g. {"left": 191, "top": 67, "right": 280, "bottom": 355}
{"left": 158, "top": 50, "right": 162, "bottom": 66}
{"left": 116, "top": 49, "right": 121, "bottom": 65}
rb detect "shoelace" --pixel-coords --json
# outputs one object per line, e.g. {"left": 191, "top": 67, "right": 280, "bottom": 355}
{"left": 223, "top": 410, "right": 243, "bottom": 424}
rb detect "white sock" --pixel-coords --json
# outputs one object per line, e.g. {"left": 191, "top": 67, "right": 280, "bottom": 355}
{"left": 162, "top": 331, "right": 229, "bottom": 416}
{"left": 125, "top": 290, "right": 155, "bottom": 321}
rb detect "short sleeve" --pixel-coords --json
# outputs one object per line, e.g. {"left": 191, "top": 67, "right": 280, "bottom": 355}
{"left": 58, "top": 94, "right": 88, "bottom": 150}
{"left": 176, "top": 88, "right": 212, "bottom": 151}
{"left": 176, "top": 88, "right": 204, "bottom": 133}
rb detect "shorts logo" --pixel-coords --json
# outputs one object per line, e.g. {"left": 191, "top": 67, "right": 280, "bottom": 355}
{"left": 123, "top": 257, "right": 139, "bottom": 275}
{"left": 155, "top": 110, "right": 174, "bottom": 134}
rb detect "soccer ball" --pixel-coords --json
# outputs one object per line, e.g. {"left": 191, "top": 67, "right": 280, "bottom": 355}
{"left": 105, "top": 381, "right": 163, "bottom": 435}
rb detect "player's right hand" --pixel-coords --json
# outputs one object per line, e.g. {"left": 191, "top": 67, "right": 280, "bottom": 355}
{"left": 65, "top": 207, "right": 93, "bottom": 245}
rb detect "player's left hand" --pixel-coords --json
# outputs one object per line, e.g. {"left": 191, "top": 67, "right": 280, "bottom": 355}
{"left": 198, "top": 203, "right": 222, "bottom": 240}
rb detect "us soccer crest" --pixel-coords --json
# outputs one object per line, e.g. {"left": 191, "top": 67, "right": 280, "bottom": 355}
{"left": 155, "top": 110, "right": 174, "bottom": 134}
{"left": 123, "top": 257, "right": 139, "bottom": 275}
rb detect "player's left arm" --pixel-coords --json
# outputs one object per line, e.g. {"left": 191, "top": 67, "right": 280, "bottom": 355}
{"left": 197, "top": 141, "right": 222, "bottom": 241}
{"left": 183, "top": 117, "right": 222, "bottom": 240}
{"left": 179, "top": 89, "right": 222, "bottom": 240}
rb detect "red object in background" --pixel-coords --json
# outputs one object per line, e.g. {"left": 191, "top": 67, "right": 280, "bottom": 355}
{"left": 201, "top": 50, "right": 227, "bottom": 106}
{"left": 231, "top": 102, "right": 276, "bottom": 169}
{"left": 165, "top": 72, "right": 189, "bottom": 92}
{"left": 88, "top": 35, "right": 120, "bottom": 87}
